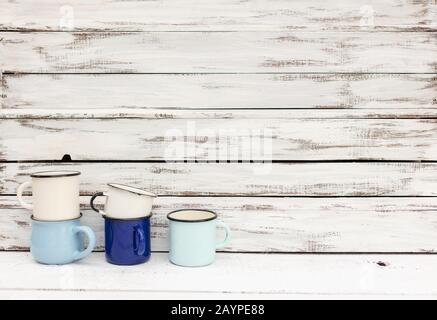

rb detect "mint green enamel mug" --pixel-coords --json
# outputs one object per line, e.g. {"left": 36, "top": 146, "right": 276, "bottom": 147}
{"left": 167, "top": 209, "right": 231, "bottom": 267}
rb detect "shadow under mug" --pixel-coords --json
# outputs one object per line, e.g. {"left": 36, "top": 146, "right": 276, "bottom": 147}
{"left": 104, "top": 216, "right": 151, "bottom": 265}
{"left": 31, "top": 214, "right": 96, "bottom": 265}
{"left": 167, "top": 209, "right": 231, "bottom": 267}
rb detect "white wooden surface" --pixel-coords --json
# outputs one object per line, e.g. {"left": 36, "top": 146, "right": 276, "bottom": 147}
{"left": 0, "top": 0, "right": 434, "bottom": 31}
{"left": 1, "top": 252, "right": 437, "bottom": 299}
{"left": 1, "top": 0, "right": 436, "bottom": 299}
{"left": 2, "top": 117, "right": 437, "bottom": 161}
{"left": 3, "top": 108, "right": 437, "bottom": 119}
{"left": 3, "top": 162, "right": 437, "bottom": 196}
{"left": 2, "top": 74, "right": 435, "bottom": 110}
{"left": 2, "top": 196, "right": 437, "bottom": 253}
{"left": 2, "top": 32, "right": 435, "bottom": 73}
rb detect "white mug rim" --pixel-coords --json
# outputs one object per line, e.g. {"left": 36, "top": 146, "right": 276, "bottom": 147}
{"left": 107, "top": 183, "right": 157, "bottom": 197}
{"left": 167, "top": 209, "right": 217, "bottom": 223}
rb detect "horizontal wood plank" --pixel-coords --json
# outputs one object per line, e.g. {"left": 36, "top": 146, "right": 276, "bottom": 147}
{"left": 2, "top": 252, "right": 437, "bottom": 299}
{"left": 1, "top": 32, "right": 435, "bottom": 73}
{"left": 0, "top": 0, "right": 434, "bottom": 31}
{"left": 1, "top": 196, "right": 437, "bottom": 253}
{"left": 3, "top": 108, "right": 437, "bottom": 120}
{"left": 2, "top": 74, "right": 435, "bottom": 110}
{"left": 2, "top": 162, "right": 437, "bottom": 196}
{"left": 2, "top": 117, "right": 437, "bottom": 161}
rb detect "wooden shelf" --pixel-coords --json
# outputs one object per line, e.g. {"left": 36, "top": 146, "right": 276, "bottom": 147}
{"left": 1, "top": 252, "right": 436, "bottom": 299}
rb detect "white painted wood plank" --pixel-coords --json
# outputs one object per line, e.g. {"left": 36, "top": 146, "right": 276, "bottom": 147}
{"left": 2, "top": 74, "right": 435, "bottom": 110}
{"left": 2, "top": 162, "right": 437, "bottom": 196}
{"left": 3, "top": 108, "right": 437, "bottom": 120}
{"left": 2, "top": 117, "right": 437, "bottom": 161}
{"left": 1, "top": 252, "right": 437, "bottom": 299}
{"left": 0, "top": 0, "right": 434, "bottom": 31}
{"left": 1, "top": 196, "right": 437, "bottom": 253}
{"left": 2, "top": 32, "right": 435, "bottom": 73}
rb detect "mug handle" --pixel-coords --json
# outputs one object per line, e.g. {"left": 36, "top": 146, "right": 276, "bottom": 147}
{"left": 73, "top": 226, "right": 96, "bottom": 261}
{"left": 134, "top": 226, "right": 146, "bottom": 256}
{"left": 90, "top": 192, "right": 107, "bottom": 215}
{"left": 17, "top": 181, "right": 33, "bottom": 210}
{"left": 216, "top": 220, "right": 231, "bottom": 249}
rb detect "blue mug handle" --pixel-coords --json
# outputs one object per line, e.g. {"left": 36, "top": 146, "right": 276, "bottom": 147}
{"left": 216, "top": 220, "right": 231, "bottom": 249}
{"left": 134, "top": 226, "right": 146, "bottom": 256}
{"left": 73, "top": 226, "right": 96, "bottom": 261}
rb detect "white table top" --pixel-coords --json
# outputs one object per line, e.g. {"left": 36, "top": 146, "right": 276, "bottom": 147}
{"left": 1, "top": 252, "right": 436, "bottom": 299}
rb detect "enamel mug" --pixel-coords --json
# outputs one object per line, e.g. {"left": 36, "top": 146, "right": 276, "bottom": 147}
{"left": 90, "top": 183, "right": 156, "bottom": 219}
{"left": 17, "top": 171, "right": 81, "bottom": 221}
{"left": 104, "top": 216, "right": 151, "bottom": 265}
{"left": 167, "top": 209, "right": 231, "bottom": 267}
{"left": 31, "top": 215, "right": 96, "bottom": 265}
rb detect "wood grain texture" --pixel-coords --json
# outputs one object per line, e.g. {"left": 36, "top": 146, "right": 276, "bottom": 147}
{"left": 2, "top": 74, "right": 435, "bottom": 110}
{"left": 2, "top": 117, "right": 437, "bottom": 161}
{"left": 2, "top": 252, "right": 437, "bottom": 299}
{"left": 1, "top": 0, "right": 436, "bottom": 278}
{"left": 3, "top": 162, "right": 437, "bottom": 196}
{"left": 3, "top": 108, "right": 437, "bottom": 120}
{"left": 1, "top": 32, "right": 436, "bottom": 73}
{"left": 0, "top": 0, "right": 435, "bottom": 31}
{"left": 1, "top": 196, "right": 437, "bottom": 253}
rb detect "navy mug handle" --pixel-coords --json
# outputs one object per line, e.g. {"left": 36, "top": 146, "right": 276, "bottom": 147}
{"left": 134, "top": 226, "right": 146, "bottom": 256}
{"left": 90, "top": 192, "right": 107, "bottom": 215}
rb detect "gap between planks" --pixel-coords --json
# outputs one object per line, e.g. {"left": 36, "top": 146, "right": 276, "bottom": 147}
{"left": 3, "top": 160, "right": 437, "bottom": 164}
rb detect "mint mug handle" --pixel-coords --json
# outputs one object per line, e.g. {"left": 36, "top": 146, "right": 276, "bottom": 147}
{"left": 216, "top": 220, "right": 231, "bottom": 249}
{"left": 73, "top": 226, "right": 96, "bottom": 261}
{"left": 134, "top": 226, "right": 146, "bottom": 256}
{"left": 90, "top": 192, "right": 108, "bottom": 215}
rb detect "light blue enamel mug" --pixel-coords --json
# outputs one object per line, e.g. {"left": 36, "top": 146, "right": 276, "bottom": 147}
{"left": 167, "top": 209, "right": 231, "bottom": 267}
{"left": 31, "top": 214, "right": 96, "bottom": 265}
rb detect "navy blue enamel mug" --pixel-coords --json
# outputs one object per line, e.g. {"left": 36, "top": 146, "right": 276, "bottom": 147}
{"left": 104, "top": 216, "right": 151, "bottom": 265}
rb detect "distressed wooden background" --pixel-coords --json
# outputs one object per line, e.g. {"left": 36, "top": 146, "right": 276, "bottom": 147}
{"left": 0, "top": 0, "right": 436, "bottom": 253}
